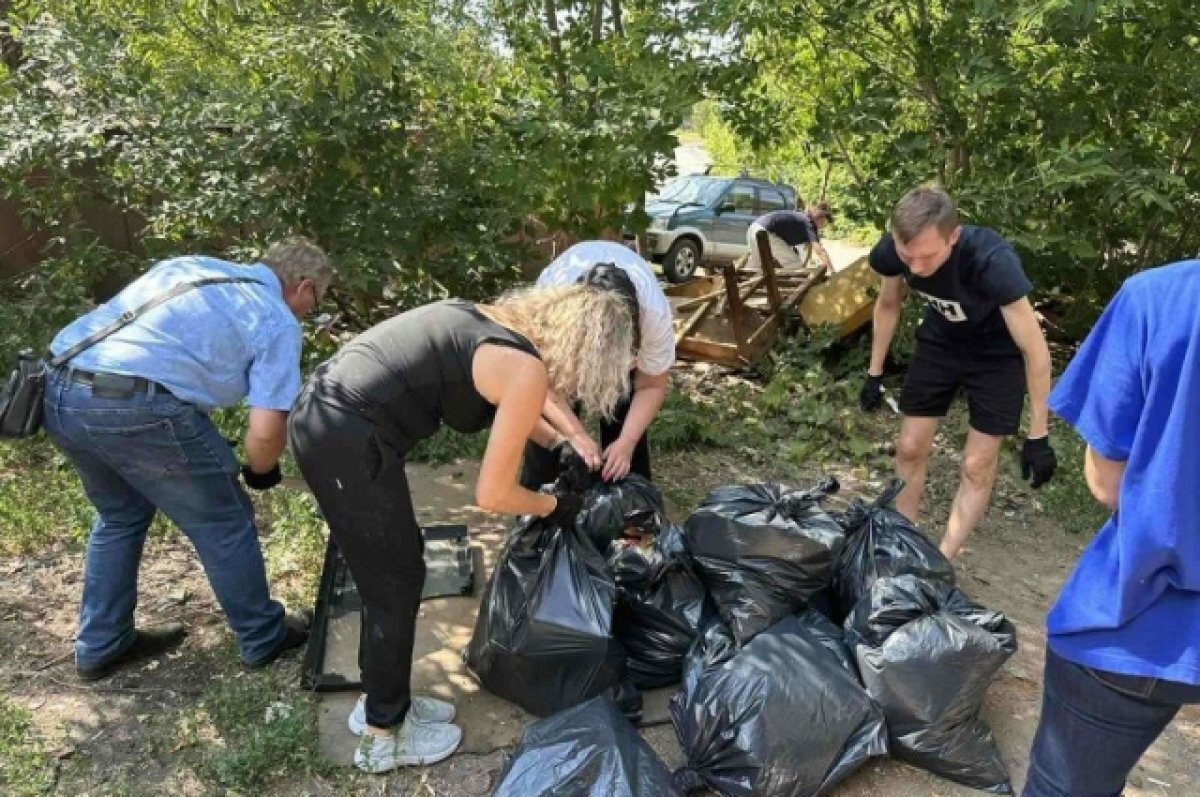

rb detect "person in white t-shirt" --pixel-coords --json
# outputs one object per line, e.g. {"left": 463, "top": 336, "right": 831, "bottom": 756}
{"left": 524, "top": 240, "right": 675, "bottom": 485}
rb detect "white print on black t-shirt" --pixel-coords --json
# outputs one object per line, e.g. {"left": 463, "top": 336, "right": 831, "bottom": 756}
{"left": 914, "top": 290, "right": 967, "bottom": 322}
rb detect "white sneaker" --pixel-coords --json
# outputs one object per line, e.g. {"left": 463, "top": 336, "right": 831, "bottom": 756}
{"left": 347, "top": 695, "right": 457, "bottom": 736}
{"left": 353, "top": 717, "right": 462, "bottom": 773}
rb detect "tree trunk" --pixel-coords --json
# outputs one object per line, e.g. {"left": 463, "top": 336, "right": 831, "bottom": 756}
{"left": 610, "top": 0, "right": 624, "bottom": 36}
{"left": 1, "top": 0, "right": 22, "bottom": 72}
{"left": 830, "top": 128, "right": 868, "bottom": 191}
{"left": 542, "top": 0, "right": 569, "bottom": 97}
{"left": 592, "top": 0, "right": 604, "bottom": 45}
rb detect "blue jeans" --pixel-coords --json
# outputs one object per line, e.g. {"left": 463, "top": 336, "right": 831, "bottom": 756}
{"left": 42, "top": 369, "right": 285, "bottom": 666}
{"left": 1023, "top": 647, "right": 1200, "bottom": 796}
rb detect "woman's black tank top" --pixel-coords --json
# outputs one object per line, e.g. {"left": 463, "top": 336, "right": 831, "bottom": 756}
{"left": 310, "top": 299, "right": 540, "bottom": 446}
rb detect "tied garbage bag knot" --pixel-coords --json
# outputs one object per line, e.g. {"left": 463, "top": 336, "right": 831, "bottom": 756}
{"left": 833, "top": 478, "right": 955, "bottom": 617}
{"left": 684, "top": 478, "right": 845, "bottom": 644}
{"left": 465, "top": 509, "right": 627, "bottom": 717}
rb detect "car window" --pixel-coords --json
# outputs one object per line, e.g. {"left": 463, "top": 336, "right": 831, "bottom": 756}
{"left": 723, "top": 184, "right": 756, "bottom": 214}
{"left": 758, "top": 188, "right": 787, "bottom": 213}
{"left": 656, "top": 176, "right": 729, "bottom": 206}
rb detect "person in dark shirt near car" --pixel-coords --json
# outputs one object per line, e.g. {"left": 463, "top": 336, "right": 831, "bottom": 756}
{"left": 747, "top": 202, "right": 835, "bottom": 274}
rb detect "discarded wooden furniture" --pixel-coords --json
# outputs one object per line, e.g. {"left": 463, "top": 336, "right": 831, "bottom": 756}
{"left": 665, "top": 230, "right": 828, "bottom": 368}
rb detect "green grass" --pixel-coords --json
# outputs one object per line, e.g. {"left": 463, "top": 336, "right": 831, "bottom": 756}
{"left": 196, "top": 669, "right": 329, "bottom": 792}
{"left": 130, "top": 663, "right": 336, "bottom": 794}
{"left": 257, "top": 487, "right": 330, "bottom": 607}
{"left": 0, "top": 697, "right": 57, "bottom": 797}
{"left": 0, "top": 437, "right": 95, "bottom": 555}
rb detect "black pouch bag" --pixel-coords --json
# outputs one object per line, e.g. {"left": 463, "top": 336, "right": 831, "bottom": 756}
{"left": 0, "top": 350, "right": 47, "bottom": 438}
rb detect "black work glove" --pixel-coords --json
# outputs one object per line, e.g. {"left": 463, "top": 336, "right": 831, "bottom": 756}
{"left": 860, "top": 373, "right": 885, "bottom": 412}
{"left": 543, "top": 490, "right": 583, "bottom": 530}
{"left": 1021, "top": 436, "right": 1057, "bottom": 488}
{"left": 242, "top": 463, "right": 283, "bottom": 491}
{"left": 550, "top": 439, "right": 592, "bottom": 491}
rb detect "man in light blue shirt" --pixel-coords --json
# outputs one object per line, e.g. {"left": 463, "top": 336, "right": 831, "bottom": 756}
{"left": 42, "top": 238, "right": 333, "bottom": 679}
{"left": 1022, "top": 260, "right": 1200, "bottom": 796}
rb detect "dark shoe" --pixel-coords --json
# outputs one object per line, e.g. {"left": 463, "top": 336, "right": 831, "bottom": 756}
{"left": 245, "top": 611, "right": 311, "bottom": 670}
{"left": 76, "top": 623, "right": 187, "bottom": 682}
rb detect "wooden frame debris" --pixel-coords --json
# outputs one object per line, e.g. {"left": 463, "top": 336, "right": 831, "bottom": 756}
{"left": 665, "top": 229, "right": 828, "bottom": 368}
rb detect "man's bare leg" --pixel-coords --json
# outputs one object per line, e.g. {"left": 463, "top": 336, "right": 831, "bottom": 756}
{"left": 940, "top": 428, "right": 1004, "bottom": 560}
{"left": 894, "top": 416, "right": 941, "bottom": 523}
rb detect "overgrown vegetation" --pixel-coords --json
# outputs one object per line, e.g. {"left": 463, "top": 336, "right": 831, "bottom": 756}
{"left": 0, "top": 0, "right": 722, "bottom": 365}
{"left": 699, "top": 0, "right": 1200, "bottom": 336}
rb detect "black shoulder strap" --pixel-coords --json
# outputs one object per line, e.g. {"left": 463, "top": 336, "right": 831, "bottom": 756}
{"left": 48, "top": 277, "right": 263, "bottom": 368}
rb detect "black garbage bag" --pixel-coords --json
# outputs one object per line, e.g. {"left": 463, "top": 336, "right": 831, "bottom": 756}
{"left": 577, "top": 473, "right": 666, "bottom": 551}
{"left": 609, "top": 522, "right": 712, "bottom": 689}
{"left": 845, "top": 574, "right": 1018, "bottom": 794}
{"left": 465, "top": 513, "right": 626, "bottom": 717}
{"left": 683, "top": 477, "right": 844, "bottom": 644}
{"left": 670, "top": 612, "right": 889, "bottom": 797}
{"left": 834, "top": 479, "right": 955, "bottom": 616}
{"left": 494, "top": 695, "right": 682, "bottom": 797}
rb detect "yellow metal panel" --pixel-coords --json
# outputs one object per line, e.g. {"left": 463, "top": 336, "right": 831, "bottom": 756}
{"left": 798, "top": 256, "right": 877, "bottom": 336}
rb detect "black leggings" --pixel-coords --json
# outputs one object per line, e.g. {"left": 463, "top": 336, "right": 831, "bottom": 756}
{"left": 519, "top": 388, "right": 651, "bottom": 490}
{"left": 289, "top": 391, "right": 422, "bottom": 729}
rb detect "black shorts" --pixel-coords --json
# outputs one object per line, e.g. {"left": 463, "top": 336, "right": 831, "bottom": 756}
{"left": 899, "top": 333, "right": 1026, "bottom": 436}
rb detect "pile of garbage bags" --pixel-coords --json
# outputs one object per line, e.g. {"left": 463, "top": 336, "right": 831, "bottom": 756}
{"left": 468, "top": 474, "right": 1017, "bottom": 795}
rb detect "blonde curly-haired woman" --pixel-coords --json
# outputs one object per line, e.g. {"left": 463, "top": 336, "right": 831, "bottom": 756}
{"left": 288, "top": 286, "right": 634, "bottom": 774}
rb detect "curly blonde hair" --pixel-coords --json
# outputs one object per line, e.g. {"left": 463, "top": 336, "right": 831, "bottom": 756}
{"left": 483, "top": 285, "right": 634, "bottom": 419}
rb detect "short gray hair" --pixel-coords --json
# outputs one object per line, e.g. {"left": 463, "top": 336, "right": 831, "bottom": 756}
{"left": 261, "top": 237, "right": 333, "bottom": 300}
{"left": 891, "top": 186, "right": 958, "bottom": 243}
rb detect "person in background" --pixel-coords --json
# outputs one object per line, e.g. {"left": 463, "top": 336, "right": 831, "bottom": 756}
{"left": 860, "top": 186, "right": 1056, "bottom": 560}
{"left": 523, "top": 240, "right": 675, "bottom": 487}
{"left": 288, "top": 285, "right": 635, "bottom": 773}
{"left": 746, "top": 202, "right": 835, "bottom": 274}
{"left": 42, "top": 238, "right": 332, "bottom": 680}
{"left": 1021, "top": 260, "right": 1200, "bottom": 796}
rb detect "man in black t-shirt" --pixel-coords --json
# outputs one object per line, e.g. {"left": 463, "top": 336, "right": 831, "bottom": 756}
{"left": 860, "top": 186, "right": 1057, "bottom": 560}
{"left": 746, "top": 202, "right": 835, "bottom": 273}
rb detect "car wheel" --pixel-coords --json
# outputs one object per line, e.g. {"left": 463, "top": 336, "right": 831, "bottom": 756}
{"left": 663, "top": 238, "right": 701, "bottom": 283}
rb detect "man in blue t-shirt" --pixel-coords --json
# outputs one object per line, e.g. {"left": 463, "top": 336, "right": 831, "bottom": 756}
{"left": 1021, "top": 260, "right": 1200, "bottom": 796}
{"left": 43, "top": 238, "right": 333, "bottom": 680}
{"left": 861, "top": 186, "right": 1057, "bottom": 560}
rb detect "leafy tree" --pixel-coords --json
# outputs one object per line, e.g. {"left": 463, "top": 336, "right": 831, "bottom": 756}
{"left": 0, "top": 0, "right": 717, "bottom": 356}
{"left": 704, "top": 0, "right": 1200, "bottom": 333}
